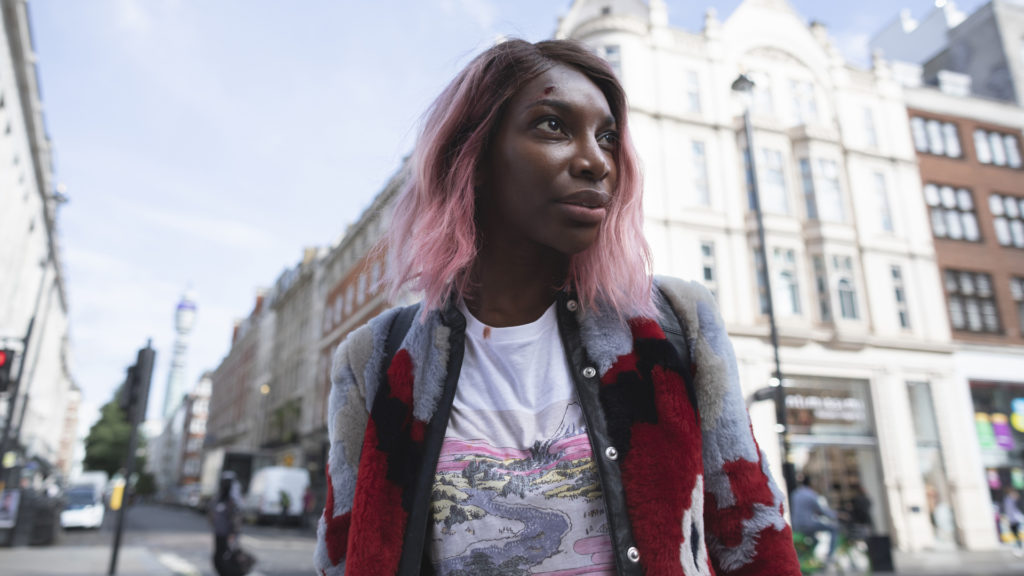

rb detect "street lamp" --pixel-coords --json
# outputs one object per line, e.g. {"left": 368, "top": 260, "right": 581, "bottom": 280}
{"left": 731, "top": 73, "right": 795, "bottom": 495}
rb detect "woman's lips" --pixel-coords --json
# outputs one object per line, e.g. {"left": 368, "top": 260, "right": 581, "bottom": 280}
{"left": 557, "top": 190, "right": 610, "bottom": 224}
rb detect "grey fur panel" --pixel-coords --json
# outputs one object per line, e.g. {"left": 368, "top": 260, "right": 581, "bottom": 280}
{"left": 577, "top": 299, "right": 632, "bottom": 376}
{"left": 360, "top": 307, "right": 402, "bottom": 411}
{"left": 400, "top": 309, "right": 450, "bottom": 422}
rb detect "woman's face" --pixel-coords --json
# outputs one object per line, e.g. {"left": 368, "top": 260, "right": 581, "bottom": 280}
{"left": 478, "top": 63, "right": 619, "bottom": 257}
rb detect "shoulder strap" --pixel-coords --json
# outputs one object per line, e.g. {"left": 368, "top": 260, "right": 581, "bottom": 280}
{"left": 385, "top": 303, "right": 420, "bottom": 361}
{"left": 654, "top": 286, "right": 699, "bottom": 417}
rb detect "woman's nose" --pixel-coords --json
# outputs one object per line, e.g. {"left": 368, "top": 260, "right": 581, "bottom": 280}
{"left": 570, "top": 138, "right": 611, "bottom": 182}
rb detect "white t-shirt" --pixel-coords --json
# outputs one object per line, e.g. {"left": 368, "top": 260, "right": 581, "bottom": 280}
{"left": 428, "top": 301, "right": 615, "bottom": 575}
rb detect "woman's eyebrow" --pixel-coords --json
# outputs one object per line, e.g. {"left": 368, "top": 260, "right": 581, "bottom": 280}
{"left": 525, "top": 98, "right": 617, "bottom": 127}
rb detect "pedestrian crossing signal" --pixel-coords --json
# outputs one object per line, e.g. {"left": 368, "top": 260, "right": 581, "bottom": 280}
{"left": 0, "top": 349, "right": 14, "bottom": 393}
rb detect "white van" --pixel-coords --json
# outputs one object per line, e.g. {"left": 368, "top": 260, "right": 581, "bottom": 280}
{"left": 242, "top": 466, "right": 309, "bottom": 524}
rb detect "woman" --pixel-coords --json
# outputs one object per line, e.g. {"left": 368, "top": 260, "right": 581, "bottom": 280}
{"left": 314, "top": 39, "right": 799, "bottom": 575}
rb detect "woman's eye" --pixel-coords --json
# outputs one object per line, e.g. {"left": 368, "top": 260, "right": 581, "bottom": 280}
{"left": 537, "top": 118, "right": 563, "bottom": 134}
{"left": 599, "top": 131, "right": 620, "bottom": 148}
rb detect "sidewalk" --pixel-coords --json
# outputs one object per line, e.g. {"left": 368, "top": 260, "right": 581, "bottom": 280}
{"left": 882, "top": 547, "right": 1024, "bottom": 575}
{"left": 0, "top": 545, "right": 178, "bottom": 576}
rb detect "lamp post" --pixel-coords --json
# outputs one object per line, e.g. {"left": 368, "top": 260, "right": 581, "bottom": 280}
{"left": 731, "top": 73, "right": 794, "bottom": 495}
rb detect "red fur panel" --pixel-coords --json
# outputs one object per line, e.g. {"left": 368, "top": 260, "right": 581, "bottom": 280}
{"left": 411, "top": 419, "right": 426, "bottom": 443}
{"left": 628, "top": 317, "right": 665, "bottom": 341}
{"left": 723, "top": 521, "right": 800, "bottom": 576}
{"left": 600, "top": 351, "right": 638, "bottom": 386}
{"left": 387, "top": 349, "right": 415, "bottom": 405}
{"left": 323, "top": 469, "right": 351, "bottom": 566}
{"left": 620, "top": 364, "right": 702, "bottom": 573}
{"left": 704, "top": 456, "right": 775, "bottom": 548}
{"left": 346, "top": 419, "right": 407, "bottom": 575}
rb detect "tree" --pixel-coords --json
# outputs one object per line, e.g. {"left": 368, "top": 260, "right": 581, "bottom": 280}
{"left": 82, "top": 395, "right": 146, "bottom": 476}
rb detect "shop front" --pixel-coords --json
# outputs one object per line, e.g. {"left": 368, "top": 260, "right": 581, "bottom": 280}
{"left": 970, "top": 379, "right": 1024, "bottom": 543}
{"left": 785, "top": 377, "right": 889, "bottom": 537}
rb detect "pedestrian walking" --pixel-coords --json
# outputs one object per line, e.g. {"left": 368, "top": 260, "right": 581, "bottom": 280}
{"left": 210, "top": 473, "right": 254, "bottom": 575}
{"left": 1003, "top": 488, "right": 1024, "bottom": 554}
{"left": 791, "top": 475, "right": 841, "bottom": 566}
{"left": 313, "top": 38, "right": 800, "bottom": 576}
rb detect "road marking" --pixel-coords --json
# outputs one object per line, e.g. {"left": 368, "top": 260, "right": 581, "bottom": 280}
{"left": 156, "top": 552, "right": 201, "bottom": 576}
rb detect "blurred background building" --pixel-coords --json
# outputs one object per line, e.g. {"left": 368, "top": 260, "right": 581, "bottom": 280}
{"left": 0, "top": 0, "right": 77, "bottom": 490}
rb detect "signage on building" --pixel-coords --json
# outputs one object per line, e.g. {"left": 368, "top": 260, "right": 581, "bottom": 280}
{"left": 785, "top": 384, "right": 871, "bottom": 436}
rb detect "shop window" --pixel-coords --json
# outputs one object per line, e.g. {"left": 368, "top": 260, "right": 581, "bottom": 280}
{"left": 691, "top": 140, "right": 709, "bottom": 206}
{"left": 813, "top": 255, "right": 832, "bottom": 323}
{"left": 700, "top": 241, "right": 717, "bottom": 299}
{"left": 924, "top": 183, "right": 981, "bottom": 242}
{"left": 975, "top": 129, "right": 1022, "bottom": 169}
{"left": 685, "top": 70, "right": 701, "bottom": 114}
{"left": 774, "top": 248, "right": 801, "bottom": 316}
{"left": 833, "top": 256, "right": 859, "bottom": 320}
{"left": 1011, "top": 277, "right": 1024, "bottom": 335}
{"left": 907, "top": 381, "right": 957, "bottom": 547}
{"left": 874, "top": 172, "right": 894, "bottom": 233}
{"left": 990, "top": 194, "right": 1024, "bottom": 249}
{"left": 970, "top": 380, "right": 1024, "bottom": 530}
{"left": 892, "top": 265, "right": 911, "bottom": 329}
{"left": 945, "top": 269, "right": 1001, "bottom": 333}
{"left": 910, "top": 117, "right": 961, "bottom": 158}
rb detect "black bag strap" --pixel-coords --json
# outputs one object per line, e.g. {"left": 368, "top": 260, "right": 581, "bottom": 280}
{"left": 654, "top": 286, "right": 699, "bottom": 416}
{"left": 385, "top": 303, "right": 420, "bottom": 362}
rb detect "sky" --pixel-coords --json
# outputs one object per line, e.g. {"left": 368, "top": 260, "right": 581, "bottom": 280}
{"left": 24, "top": 0, "right": 991, "bottom": 439}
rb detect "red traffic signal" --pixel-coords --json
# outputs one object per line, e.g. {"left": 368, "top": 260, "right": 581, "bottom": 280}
{"left": 0, "top": 348, "right": 14, "bottom": 393}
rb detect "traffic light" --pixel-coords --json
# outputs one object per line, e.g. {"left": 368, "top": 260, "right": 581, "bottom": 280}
{"left": 0, "top": 348, "right": 14, "bottom": 393}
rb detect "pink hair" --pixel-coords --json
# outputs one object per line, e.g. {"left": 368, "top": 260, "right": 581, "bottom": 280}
{"left": 383, "top": 39, "right": 653, "bottom": 319}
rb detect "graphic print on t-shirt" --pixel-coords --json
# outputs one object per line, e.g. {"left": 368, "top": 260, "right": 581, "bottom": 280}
{"left": 430, "top": 399, "right": 614, "bottom": 576}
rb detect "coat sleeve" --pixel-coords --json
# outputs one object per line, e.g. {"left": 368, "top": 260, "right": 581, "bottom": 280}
{"left": 313, "top": 309, "right": 396, "bottom": 576}
{"left": 656, "top": 276, "right": 800, "bottom": 576}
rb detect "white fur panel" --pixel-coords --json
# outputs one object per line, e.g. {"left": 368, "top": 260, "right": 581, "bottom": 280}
{"left": 680, "top": 475, "right": 711, "bottom": 575}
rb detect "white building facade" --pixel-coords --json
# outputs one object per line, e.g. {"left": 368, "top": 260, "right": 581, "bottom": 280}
{"left": 559, "top": 0, "right": 990, "bottom": 551}
{"left": 0, "top": 0, "right": 75, "bottom": 478}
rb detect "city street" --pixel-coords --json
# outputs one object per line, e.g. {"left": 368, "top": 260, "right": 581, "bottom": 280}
{"left": 51, "top": 503, "right": 315, "bottom": 576}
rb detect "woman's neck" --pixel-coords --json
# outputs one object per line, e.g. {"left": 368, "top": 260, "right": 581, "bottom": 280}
{"left": 465, "top": 239, "right": 568, "bottom": 327}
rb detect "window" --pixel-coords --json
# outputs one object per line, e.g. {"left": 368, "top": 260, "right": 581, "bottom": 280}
{"left": 790, "top": 79, "right": 817, "bottom": 124}
{"left": 975, "top": 128, "right": 1022, "bottom": 168}
{"left": 700, "top": 241, "right": 717, "bottom": 299}
{"left": 910, "top": 117, "right": 961, "bottom": 158}
{"left": 874, "top": 172, "right": 894, "bottom": 232}
{"left": 863, "top": 107, "right": 878, "bottom": 149}
{"left": 599, "top": 45, "right": 621, "bottom": 77}
{"left": 774, "top": 248, "right": 801, "bottom": 316}
{"left": 833, "top": 255, "right": 859, "bottom": 320}
{"left": 751, "top": 72, "right": 774, "bottom": 116}
{"left": 990, "top": 194, "right": 1024, "bottom": 248}
{"left": 692, "top": 140, "right": 709, "bottom": 206}
{"left": 754, "top": 250, "right": 769, "bottom": 315}
{"left": 801, "top": 159, "right": 844, "bottom": 222}
{"left": 1011, "top": 277, "right": 1024, "bottom": 335}
{"left": 357, "top": 272, "right": 367, "bottom": 305}
{"left": 751, "top": 148, "right": 789, "bottom": 214}
{"left": 813, "top": 255, "right": 832, "bottom": 323}
{"left": 923, "top": 183, "right": 980, "bottom": 242}
{"left": 344, "top": 284, "right": 354, "bottom": 315}
{"left": 189, "top": 418, "right": 206, "bottom": 434}
{"left": 944, "top": 270, "right": 1001, "bottom": 333}
{"left": 685, "top": 70, "right": 701, "bottom": 114}
{"left": 892, "top": 266, "right": 911, "bottom": 329}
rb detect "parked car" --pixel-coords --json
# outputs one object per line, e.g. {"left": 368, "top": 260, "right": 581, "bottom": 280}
{"left": 242, "top": 466, "right": 309, "bottom": 524}
{"left": 60, "top": 485, "right": 105, "bottom": 530}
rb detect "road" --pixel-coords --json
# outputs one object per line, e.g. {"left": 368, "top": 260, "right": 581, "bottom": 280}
{"left": 58, "top": 502, "right": 315, "bottom": 576}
